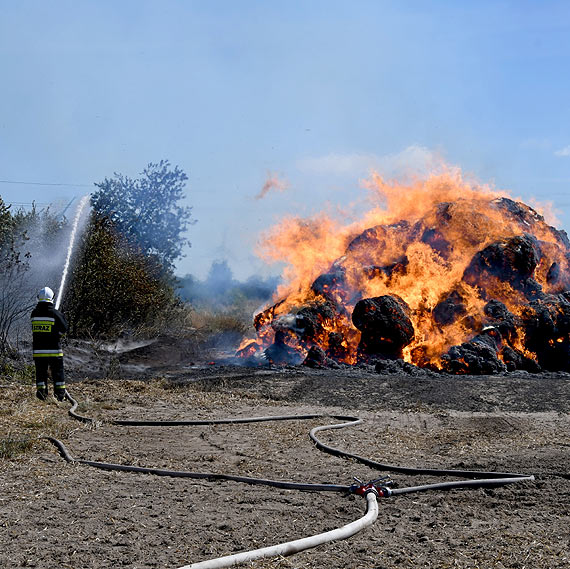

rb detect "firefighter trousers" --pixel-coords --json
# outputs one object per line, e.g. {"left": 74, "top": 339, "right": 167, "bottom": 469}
{"left": 34, "top": 357, "right": 66, "bottom": 398}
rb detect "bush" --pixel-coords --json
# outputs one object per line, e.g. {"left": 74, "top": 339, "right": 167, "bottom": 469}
{"left": 64, "top": 216, "right": 184, "bottom": 338}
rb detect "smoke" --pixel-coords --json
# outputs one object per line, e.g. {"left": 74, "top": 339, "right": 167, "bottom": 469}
{"left": 528, "top": 197, "right": 560, "bottom": 226}
{"left": 177, "top": 260, "right": 280, "bottom": 353}
{"left": 178, "top": 259, "right": 279, "bottom": 308}
{"left": 296, "top": 145, "right": 443, "bottom": 180}
{"left": 255, "top": 172, "right": 288, "bottom": 200}
{"left": 7, "top": 198, "right": 91, "bottom": 339}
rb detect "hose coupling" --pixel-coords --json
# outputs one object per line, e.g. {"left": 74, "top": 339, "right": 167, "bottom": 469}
{"left": 350, "top": 476, "right": 393, "bottom": 498}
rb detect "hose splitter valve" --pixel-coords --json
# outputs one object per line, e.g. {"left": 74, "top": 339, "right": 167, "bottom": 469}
{"left": 350, "top": 476, "right": 393, "bottom": 498}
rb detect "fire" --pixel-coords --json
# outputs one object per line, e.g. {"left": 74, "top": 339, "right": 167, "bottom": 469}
{"left": 239, "top": 168, "right": 570, "bottom": 373}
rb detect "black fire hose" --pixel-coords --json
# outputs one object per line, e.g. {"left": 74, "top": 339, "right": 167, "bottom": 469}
{"left": 66, "top": 392, "right": 93, "bottom": 424}
{"left": 60, "top": 391, "right": 533, "bottom": 486}
{"left": 45, "top": 435, "right": 350, "bottom": 493}
{"left": 310, "top": 419, "right": 530, "bottom": 479}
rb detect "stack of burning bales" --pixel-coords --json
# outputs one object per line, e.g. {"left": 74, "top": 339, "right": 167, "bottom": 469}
{"left": 239, "top": 181, "right": 570, "bottom": 374}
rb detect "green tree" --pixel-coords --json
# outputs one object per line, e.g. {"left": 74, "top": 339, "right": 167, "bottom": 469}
{"left": 0, "top": 197, "right": 32, "bottom": 355}
{"left": 91, "top": 160, "right": 193, "bottom": 272}
{"left": 0, "top": 196, "right": 14, "bottom": 246}
{"left": 11, "top": 203, "right": 67, "bottom": 290}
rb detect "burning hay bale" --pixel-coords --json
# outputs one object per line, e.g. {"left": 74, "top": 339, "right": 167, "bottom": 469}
{"left": 352, "top": 295, "right": 414, "bottom": 361}
{"left": 432, "top": 290, "right": 468, "bottom": 326}
{"left": 302, "top": 345, "right": 339, "bottom": 368}
{"left": 440, "top": 328, "right": 506, "bottom": 375}
{"left": 463, "top": 234, "right": 543, "bottom": 299}
{"left": 521, "top": 293, "right": 570, "bottom": 371}
{"left": 239, "top": 174, "right": 570, "bottom": 374}
{"left": 263, "top": 330, "right": 303, "bottom": 365}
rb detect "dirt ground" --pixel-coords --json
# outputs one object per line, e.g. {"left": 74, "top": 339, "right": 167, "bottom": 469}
{"left": 1, "top": 360, "right": 569, "bottom": 568}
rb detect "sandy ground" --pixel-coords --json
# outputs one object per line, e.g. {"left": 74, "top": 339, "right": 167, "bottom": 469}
{"left": 1, "top": 364, "right": 569, "bottom": 568}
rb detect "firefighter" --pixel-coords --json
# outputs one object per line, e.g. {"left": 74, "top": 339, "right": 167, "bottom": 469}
{"left": 31, "top": 287, "right": 68, "bottom": 401}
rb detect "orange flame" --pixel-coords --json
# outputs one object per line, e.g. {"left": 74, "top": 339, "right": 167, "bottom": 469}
{"left": 241, "top": 167, "right": 569, "bottom": 369}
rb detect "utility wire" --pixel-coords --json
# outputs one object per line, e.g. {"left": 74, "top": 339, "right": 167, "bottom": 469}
{"left": 5, "top": 202, "right": 53, "bottom": 206}
{"left": 0, "top": 179, "right": 92, "bottom": 187}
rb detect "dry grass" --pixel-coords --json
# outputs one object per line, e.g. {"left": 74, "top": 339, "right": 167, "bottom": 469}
{"left": 0, "top": 381, "right": 78, "bottom": 462}
{"left": 0, "top": 377, "right": 170, "bottom": 462}
{"left": 191, "top": 309, "right": 249, "bottom": 334}
{"left": 188, "top": 298, "right": 262, "bottom": 350}
{"left": 0, "top": 436, "right": 36, "bottom": 459}
{"left": 0, "top": 374, "right": 275, "bottom": 464}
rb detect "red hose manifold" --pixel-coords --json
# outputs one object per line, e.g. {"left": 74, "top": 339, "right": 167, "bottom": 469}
{"left": 350, "top": 476, "right": 393, "bottom": 497}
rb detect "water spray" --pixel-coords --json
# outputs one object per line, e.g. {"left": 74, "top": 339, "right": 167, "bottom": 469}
{"left": 55, "top": 195, "right": 90, "bottom": 310}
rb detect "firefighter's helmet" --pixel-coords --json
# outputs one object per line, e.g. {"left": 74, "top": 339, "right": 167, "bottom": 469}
{"left": 37, "top": 287, "right": 55, "bottom": 303}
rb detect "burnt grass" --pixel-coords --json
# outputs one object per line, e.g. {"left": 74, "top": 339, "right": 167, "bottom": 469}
{"left": 0, "top": 358, "right": 569, "bottom": 568}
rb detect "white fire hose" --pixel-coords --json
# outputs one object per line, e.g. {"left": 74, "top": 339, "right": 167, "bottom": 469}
{"left": 180, "top": 491, "right": 379, "bottom": 569}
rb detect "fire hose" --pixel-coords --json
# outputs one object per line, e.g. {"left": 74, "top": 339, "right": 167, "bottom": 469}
{"left": 182, "top": 491, "right": 379, "bottom": 569}
{"left": 45, "top": 390, "right": 534, "bottom": 568}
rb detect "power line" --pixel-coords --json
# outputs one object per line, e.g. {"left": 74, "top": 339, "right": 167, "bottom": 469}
{"left": 5, "top": 202, "right": 53, "bottom": 206}
{"left": 0, "top": 179, "right": 92, "bottom": 187}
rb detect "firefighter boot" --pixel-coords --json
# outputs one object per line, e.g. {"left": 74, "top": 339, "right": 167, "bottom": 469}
{"left": 54, "top": 389, "right": 66, "bottom": 402}
{"left": 36, "top": 388, "right": 48, "bottom": 401}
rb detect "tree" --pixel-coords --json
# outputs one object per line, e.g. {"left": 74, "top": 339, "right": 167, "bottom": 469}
{"left": 11, "top": 203, "right": 67, "bottom": 293}
{"left": 91, "top": 160, "right": 193, "bottom": 272}
{"left": 0, "top": 196, "right": 13, "bottom": 245}
{"left": 0, "top": 197, "right": 33, "bottom": 355}
{"left": 0, "top": 246, "right": 32, "bottom": 354}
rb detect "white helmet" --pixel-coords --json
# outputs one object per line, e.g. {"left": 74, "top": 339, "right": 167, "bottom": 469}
{"left": 37, "top": 287, "right": 55, "bottom": 303}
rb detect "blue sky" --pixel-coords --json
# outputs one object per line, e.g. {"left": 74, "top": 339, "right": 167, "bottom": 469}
{"left": 1, "top": 1, "right": 569, "bottom": 279}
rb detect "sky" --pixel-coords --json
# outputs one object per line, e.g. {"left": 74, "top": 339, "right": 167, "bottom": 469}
{"left": 1, "top": 1, "right": 569, "bottom": 280}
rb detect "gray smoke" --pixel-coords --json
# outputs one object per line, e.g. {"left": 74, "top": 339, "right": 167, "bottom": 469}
{"left": 178, "top": 259, "right": 279, "bottom": 308}
{"left": 7, "top": 199, "right": 90, "bottom": 343}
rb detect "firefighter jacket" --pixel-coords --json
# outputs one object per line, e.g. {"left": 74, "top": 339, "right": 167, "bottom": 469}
{"left": 31, "top": 302, "right": 68, "bottom": 358}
